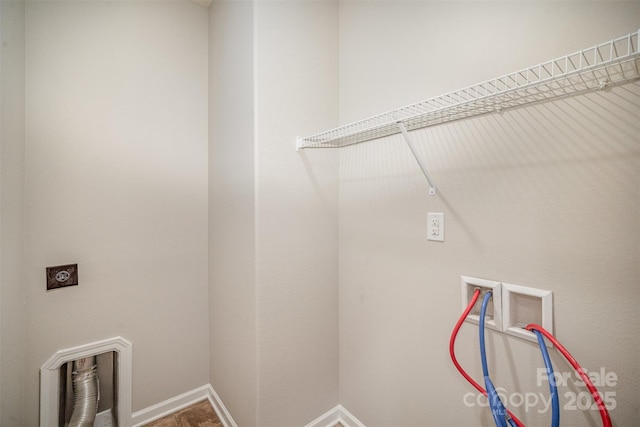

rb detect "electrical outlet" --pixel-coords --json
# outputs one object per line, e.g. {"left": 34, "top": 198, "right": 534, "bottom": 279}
{"left": 427, "top": 212, "right": 444, "bottom": 242}
{"left": 460, "top": 275, "right": 502, "bottom": 331}
{"left": 502, "top": 282, "right": 553, "bottom": 344}
{"left": 46, "top": 264, "right": 78, "bottom": 290}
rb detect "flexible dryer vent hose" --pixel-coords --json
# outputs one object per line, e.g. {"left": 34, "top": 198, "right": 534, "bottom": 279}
{"left": 69, "top": 356, "right": 99, "bottom": 427}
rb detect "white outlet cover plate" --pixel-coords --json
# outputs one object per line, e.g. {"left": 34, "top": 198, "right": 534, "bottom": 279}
{"left": 460, "top": 275, "right": 502, "bottom": 332}
{"left": 427, "top": 212, "right": 444, "bottom": 242}
{"left": 502, "top": 282, "right": 553, "bottom": 344}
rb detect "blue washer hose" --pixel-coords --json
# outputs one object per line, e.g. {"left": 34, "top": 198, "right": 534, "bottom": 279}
{"left": 479, "top": 291, "right": 511, "bottom": 427}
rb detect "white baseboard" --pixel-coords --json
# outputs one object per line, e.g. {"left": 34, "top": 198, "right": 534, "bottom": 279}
{"left": 305, "top": 405, "right": 365, "bottom": 427}
{"left": 337, "top": 405, "right": 366, "bottom": 427}
{"left": 304, "top": 405, "right": 340, "bottom": 427}
{"left": 206, "top": 383, "right": 238, "bottom": 427}
{"left": 132, "top": 385, "right": 361, "bottom": 427}
{"left": 131, "top": 384, "right": 237, "bottom": 427}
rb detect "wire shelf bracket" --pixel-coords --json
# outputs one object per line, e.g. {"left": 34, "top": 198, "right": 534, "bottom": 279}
{"left": 296, "top": 30, "right": 640, "bottom": 194}
{"left": 397, "top": 122, "right": 436, "bottom": 196}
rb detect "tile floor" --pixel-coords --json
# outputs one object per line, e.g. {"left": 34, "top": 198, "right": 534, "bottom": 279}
{"left": 142, "top": 399, "right": 344, "bottom": 427}
{"left": 143, "top": 399, "right": 222, "bottom": 427}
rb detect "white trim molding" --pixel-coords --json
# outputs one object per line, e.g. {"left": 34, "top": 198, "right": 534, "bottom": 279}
{"left": 305, "top": 405, "right": 366, "bottom": 427}
{"left": 40, "top": 336, "right": 133, "bottom": 427}
{"left": 206, "top": 384, "right": 237, "bottom": 427}
{"left": 130, "top": 382, "right": 361, "bottom": 427}
{"left": 131, "top": 384, "right": 237, "bottom": 427}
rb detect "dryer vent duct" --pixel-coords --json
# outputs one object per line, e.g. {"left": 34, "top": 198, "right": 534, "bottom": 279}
{"left": 69, "top": 356, "right": 98, "bottom": 427}
{"left": 59, "top": 351, "right": 118, "bottom": 427}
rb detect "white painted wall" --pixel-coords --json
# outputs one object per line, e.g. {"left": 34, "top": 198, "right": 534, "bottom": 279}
{"left": 254, "top": 1, "right": 339, "bottom": 425}
{"left": 0, "top": 1, "right": 26, "bottom": 425}
{"left": 209, "top": 1, "right": 340, "bottom": 425}
{"left": 23, "top": 1, "right": 209, "bottom": 424}
{"left": 339, "top": 1, "right": 639, "bottom": 426}
{"left": 209, "top": 1, "right": 257, "bottom": 426}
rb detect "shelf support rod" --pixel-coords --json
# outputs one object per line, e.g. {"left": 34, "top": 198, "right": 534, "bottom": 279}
{"left": 397, "top": 122, "right": 437, "bottom": 196}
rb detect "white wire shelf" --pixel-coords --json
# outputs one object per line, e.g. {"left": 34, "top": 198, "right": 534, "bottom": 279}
{"left": 297, "top": 30, "right": 640, "bottom": 150}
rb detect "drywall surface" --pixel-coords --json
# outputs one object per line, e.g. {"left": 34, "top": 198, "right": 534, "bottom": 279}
{"left": 209, "top": 1, "right": 257, "bottom": 426}
{"left": 0, "top": 1, "right": 26, "bottom": 425}
{"left": 254, "top": 1, "right": 339, "bottom": 425}
{"left": 339, "top": 1, "right": 639, "bottom": 426}
{"left": 209, "top": 1, "right": 339, "bottom": 425}
{"left": 23, "top": 1, "right": 209, "bottom": 422}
